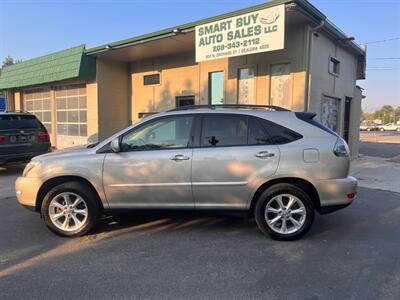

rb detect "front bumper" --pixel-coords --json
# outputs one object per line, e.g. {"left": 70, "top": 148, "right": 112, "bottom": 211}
{"left": 313, "top": 176, "right": 357, "bottom": 211}
{"left": 15, "top": 176, "right": 44, "bottom": 211}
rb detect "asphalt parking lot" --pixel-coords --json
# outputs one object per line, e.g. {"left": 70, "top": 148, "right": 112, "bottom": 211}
{"left": 0, "top": 146, "right": 399, "bottom": 299}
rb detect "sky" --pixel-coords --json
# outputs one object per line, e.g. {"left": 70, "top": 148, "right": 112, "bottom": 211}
{"left": 0, "top": 0, "right": 399, "bottom": 112}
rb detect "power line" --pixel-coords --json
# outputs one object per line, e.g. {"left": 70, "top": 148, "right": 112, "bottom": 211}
{"left": 364, "top": 37, "right": 400, "bottom": 44}
{"left": 368, "top": 57, "right": 400, "bottom": 60}
{"left": 367, "top": 68, "right": 400, "bottom": 71}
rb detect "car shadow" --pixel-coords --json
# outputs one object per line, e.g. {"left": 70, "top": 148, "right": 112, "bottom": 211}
{"left": 91, "top": 210, "right": 331, "bottom": 240}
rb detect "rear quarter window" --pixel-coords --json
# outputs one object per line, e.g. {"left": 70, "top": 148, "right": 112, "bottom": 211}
{"left": 257, "top": 117, "right": 302, "bottom": 144}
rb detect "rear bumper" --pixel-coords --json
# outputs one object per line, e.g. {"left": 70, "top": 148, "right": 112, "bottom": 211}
{"left": 313, "top": 176, "right": 357, "bottom": 212}
{"left": 0, "top": 150, "right": 50, "bottom": 165}
{"left": 15, "top": 176, "right": 44, "bottom": 211}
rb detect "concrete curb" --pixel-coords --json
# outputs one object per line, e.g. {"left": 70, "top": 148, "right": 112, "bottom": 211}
{"left": 350, "top": 155, "right": 400, "bottom": 193}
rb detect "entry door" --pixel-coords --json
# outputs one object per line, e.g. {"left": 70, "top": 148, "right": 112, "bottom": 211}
{"left": 192, "top": 114, "right": 280, "bottom": 209}
{"left": 103, "top": 115, "right": 195, "bottom": 208}
{"left": 343, "top": 97, "right": 352, "bottom": 142}
{"left": 209, "top": 71, "right": 224, "bottom": 105}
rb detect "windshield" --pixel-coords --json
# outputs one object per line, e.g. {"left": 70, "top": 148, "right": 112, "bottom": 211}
{"left": 0, "top": 115, "right": 43, "bottom": 131}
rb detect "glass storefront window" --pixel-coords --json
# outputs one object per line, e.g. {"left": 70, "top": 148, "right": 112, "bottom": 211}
{"left": 238, "top": 68, "right": 255, "bottom": 104}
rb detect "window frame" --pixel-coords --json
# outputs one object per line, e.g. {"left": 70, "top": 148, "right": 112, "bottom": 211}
{"left": 143, "top": 73, "right": 161, "bottom": 86}
{"left": 117, "top": 114, "right": 197, "bottom": 153}
{"left": 328, "top": 56, "right": 340, "bottom": 76}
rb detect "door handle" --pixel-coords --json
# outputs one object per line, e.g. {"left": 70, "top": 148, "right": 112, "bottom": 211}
{"left": 255, "top": 151, "right": 275, "bottom": 159}
{"left": 171, "top": 154, "right": 190, "bottom": 161}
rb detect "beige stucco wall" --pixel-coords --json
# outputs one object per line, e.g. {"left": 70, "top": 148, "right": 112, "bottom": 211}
{"left": 309, "top": 30, "right": 362, "bottom": 157}
{"left": 97, "top": 59, "right": 130, "bottom": 140}
{"left": 86, "top": 79, "right": 99, "bottom": 143}
{"left": 130, "top": 24, "right": 308, "bottom": 122}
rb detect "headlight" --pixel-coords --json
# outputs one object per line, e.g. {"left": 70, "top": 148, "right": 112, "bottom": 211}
{"left": 333, "top": 137, "right": 349, "bottom": 157}
{"left": 22, "top": 161, "right": 40, "bottom": 177}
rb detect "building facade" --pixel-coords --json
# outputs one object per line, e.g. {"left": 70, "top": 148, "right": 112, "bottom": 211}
{"left": 0, "top": 0, "right": 365, "bottom": 156}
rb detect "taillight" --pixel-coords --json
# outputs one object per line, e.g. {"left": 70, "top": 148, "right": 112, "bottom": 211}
{"left": 0, "top": 135, "right": 5, "bottom": 143}
{"left": 38, "top": 132, "right": 50, "bottom": 142}
{"left": 333, "top": 137, "right": 349, "bottom": 157}
{"left": 347, "top": 192, "right": 356, "bottom": 200}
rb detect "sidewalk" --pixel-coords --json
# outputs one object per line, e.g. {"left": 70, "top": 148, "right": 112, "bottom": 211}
{"left": 350, "top": 155, "right": 400, "bottom": 193}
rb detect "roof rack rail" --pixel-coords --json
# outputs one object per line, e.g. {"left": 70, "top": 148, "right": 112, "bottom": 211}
{"left": 168, "top": 104, "right": 290, "bottom": 112}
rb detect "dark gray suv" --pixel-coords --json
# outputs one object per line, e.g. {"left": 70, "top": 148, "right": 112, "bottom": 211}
{"left": 0, "top": 111, "right": 51, "bottom": 165}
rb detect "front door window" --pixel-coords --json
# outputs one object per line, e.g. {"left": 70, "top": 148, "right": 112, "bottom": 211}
{"left": 121, "top": 115, "right": 194, "bottom": 151}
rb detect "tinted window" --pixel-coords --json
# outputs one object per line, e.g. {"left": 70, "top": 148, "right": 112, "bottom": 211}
{"left": 248, "top": 117, "right": 271, "bottom": 145}
{"left": 259, "top": 118, "right": 302, "bottom": 144}
{"left": 0, "top": 115, "right": 42, "bottom": 131}
{"left": 201, "top": 115, "right": 247, "bottom": 147}
{"left": 121, "top": 116, "right": 193, "bottom": 151}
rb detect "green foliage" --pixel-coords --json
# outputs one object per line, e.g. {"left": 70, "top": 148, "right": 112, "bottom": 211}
{"left": 362, "top": 105, "right": 399, "bottom": 123}
{"left": 0, "top": 55, "right": 22, "bottom": 76}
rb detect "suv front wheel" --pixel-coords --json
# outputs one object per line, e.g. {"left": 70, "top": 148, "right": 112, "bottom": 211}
{"left": 41, "top": 181, "right": 101, "bottom": 237}
{"left": 255, "top": 183, "right": 314, "bottom": 240}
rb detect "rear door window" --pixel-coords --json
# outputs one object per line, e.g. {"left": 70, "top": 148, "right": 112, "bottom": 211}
{"left": 0, "top": 115, "right": 42, "bottom": 131}
{"left": 201, "top": 114, "right": 248, "bottom": 147}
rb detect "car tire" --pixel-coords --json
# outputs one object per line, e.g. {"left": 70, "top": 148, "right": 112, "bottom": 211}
{"left": 41, "top": 181, "right": 101, "bottom": 237}
{"left": 254, "top": 183, "right": 314, "bottom": 241}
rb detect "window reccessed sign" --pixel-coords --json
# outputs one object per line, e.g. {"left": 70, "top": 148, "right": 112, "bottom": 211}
{"left": 195, "top": 5, "right": 285, "bottom": 62}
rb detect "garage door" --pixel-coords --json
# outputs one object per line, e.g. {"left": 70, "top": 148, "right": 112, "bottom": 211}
{"left": 55, "top": 84, "right": 87, "bottom": 148}
{"left": 23, "top": 87, "right": 52, "bottom": 134}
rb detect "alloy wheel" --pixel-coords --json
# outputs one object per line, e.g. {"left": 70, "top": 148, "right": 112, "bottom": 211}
{"left": 264, "top": 194, "right": 306, "bottom": 235}
{"left": 48, "top": 192, "right": 88, "bottom": 232}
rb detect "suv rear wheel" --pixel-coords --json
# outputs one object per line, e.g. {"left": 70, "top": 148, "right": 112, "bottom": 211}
{"left": 255, "top": 183, "right": 314, "bottom": 240}
{"left": 41, "top": 181, "right": 101, "bottom": 237}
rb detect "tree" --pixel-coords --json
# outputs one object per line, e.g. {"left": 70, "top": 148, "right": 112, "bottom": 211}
{"left": 395, "top": 106, "right": 400, "bottom": 123}
{"left": 0, "top": 55, "right": 22, "bottom": 76}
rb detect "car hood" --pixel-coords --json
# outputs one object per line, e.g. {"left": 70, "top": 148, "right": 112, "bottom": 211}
{"left": 32, "top": 145, "right": 91, "bottom": 161}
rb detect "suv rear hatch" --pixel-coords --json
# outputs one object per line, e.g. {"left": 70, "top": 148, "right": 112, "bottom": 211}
{"left": 0, "top": 114, "right": 50, "bottom": 156}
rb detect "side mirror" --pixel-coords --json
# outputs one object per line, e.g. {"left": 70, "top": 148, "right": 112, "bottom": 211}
{"left": 110, "top": 138, "right": 121, "bottom": 153}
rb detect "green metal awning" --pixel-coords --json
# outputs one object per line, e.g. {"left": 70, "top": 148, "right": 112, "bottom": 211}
{"left": 0, "top": 45, "right": 95, "bottom": 90}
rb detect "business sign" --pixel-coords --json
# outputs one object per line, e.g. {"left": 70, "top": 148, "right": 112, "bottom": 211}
{"left": 195, "top": 5, "right": 285, "bottom": 62}
{"left": 0, "top": 97, "right": 5, "bottom": 111}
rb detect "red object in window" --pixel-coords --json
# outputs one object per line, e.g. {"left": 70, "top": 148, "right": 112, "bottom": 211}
{"left": 0, "top": 135, "right": 5, "bottom": 143}
{"left": 38, "top": 132, "right": 50, "bottom": 142}
{"left": 347, "top": 192, "right": 356, "bottom": 200}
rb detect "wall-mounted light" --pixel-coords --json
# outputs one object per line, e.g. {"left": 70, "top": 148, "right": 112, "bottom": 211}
{"left": 105, "top": 45, "right": 112, "bottom": 50}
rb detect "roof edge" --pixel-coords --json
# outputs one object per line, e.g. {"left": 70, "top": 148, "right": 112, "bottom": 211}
{"left": 85, "top": 0, "right": 365, "bottom": 58}
{"left": 85, "top": 0, "right": 293, "bottom": 55}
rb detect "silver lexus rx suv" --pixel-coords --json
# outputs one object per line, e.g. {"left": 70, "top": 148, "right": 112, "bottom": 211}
{"left": 15, "top": 105, "right": 357, "bottom": 240}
